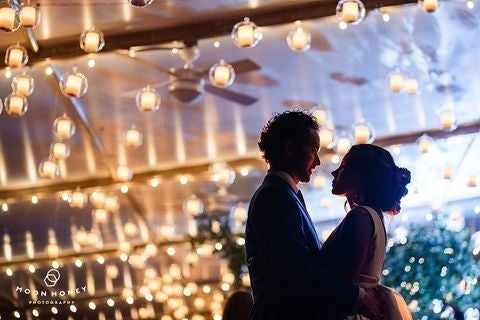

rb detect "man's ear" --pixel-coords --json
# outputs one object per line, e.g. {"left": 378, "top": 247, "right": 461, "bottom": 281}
{"left": 285, "top": 140, "right": 295, "bottom": 159}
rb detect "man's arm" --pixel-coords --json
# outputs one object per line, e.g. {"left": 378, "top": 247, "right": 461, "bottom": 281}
{"left": 249, "top": 186, "right": 359, "bottom": 312}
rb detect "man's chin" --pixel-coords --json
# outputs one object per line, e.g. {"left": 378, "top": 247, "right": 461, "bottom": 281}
{"left": 300, "top": 176, "right": 311, "bottom": 183}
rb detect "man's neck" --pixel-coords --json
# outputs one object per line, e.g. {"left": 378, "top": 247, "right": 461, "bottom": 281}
{"left": 267, "top": 168, "right": 299, "bottom": 191}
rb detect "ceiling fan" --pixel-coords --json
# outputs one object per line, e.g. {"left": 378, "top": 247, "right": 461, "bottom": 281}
{"left": 122, "top": 43, "right": 260, "bottom": 106}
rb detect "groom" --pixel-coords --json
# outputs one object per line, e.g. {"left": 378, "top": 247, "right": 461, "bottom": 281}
{"left": 245, "top": 110, "right": 381, "bottom": 319}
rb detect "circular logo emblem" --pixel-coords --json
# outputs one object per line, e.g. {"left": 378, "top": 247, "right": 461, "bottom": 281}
{"left": 44, "top": 269, "right": 61, "bottom": 287}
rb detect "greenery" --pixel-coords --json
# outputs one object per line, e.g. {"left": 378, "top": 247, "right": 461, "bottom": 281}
{"left": 383, "top": 216, "right": 480, "bottom": 320}
{"left": 190, "top": 210, "right": 480, "bottom": 319}
{"left": 189, "top": 214, "right": 247, "bottom": 289}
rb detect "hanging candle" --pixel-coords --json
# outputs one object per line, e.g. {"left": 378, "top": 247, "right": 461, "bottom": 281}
{"left": 312, "top": 105, "right": 329, "bottom": 127}
{"left": 128, "top": 0, "right": 154, "bottom": 7}
{"left": 319, "top": 126, "right": 335, "bottom": 149}
{"left": 0, "top": 3, "right": 21, "bottom": 32}
{"left": 20, "top": 4, "right": 41, "bottom": 28}
{"left": 49, "top": 141, "right": 70, "bottom": 160}
{"left": 419, "top": 0, "right": 439, "bottom": 12}
{"left": 38, "top": 158, "right": 59, "bottom": 179}
{"left": 467, "top": 172, "right": 477, "bottom": 187}
{"left": 3, "top": 234, "right": 12, "bottom": 261}
{"left": 53, "top": 114, "right": 76, "bottom": 140}
{"left": 416, "top": 134, "right": 434, "bottom": 153}
{"left": 286, "top": 22, "right": 311, "bottom": 52}
{"left": 183, "top": 194, "right": 204, "bottom": 216}
{"left": 69, "top": 187, "right": 87, "bottom": 209}
{"left": 438, "top": 108, "right": 457, "bottom": 132}
{"left": 231, "top": 17, "right": 262, "bottom": 48}
{"left": 25, "top": 231, "right": 34, "bottom": 259}
{"left": 136, "top": 85, "right": 160, "bottom": 112}
{"left": 209, "top": 60, "right": 235, "bottom": 87}
{"left": 335, "top": 135, "right": 352, "bottom": 155}
{"left": 336, "top": 0, "right": 366, "bottom": 25}
{"left": 4, "top": 93, "right": 28, "bottom": 116}
{"left": 389, "top": 71, "right": 404, "bottom": 92}
{"left": 124, "top": 222, "right": 138, "bottom": 238}
{"left": 46, "top": 229, "right": 60, "bottom": 258}
{"left": 12, "top": 72, "right": 34, "bottom": 97}
{"left": 115, "top": 165, "right": 133, "bottom": 182}
{"left": 351, "top": 121, "right": 376, "bottom": 144}
{"left": 79, "top": 26, "right": 105, "bottom": 54}
{"left": 59, "top": 67, "right": 88, "bottom": 98}
{"left": 92, "top": 208, "right": 109, "bottom": 224}
{"left": 104, "top": 194, "right": 119, "bottom": 212}
{"left": 5, "top": 44, "right": 28, "bottom": 68}
{"left": 124, "top": 125, "right": 143, "bottom": 148}
{"left": 90, "top": 189, "right": 106, "bottom": 208}
{"left": 404, "top": 78, "right": 419, "bottom": 94}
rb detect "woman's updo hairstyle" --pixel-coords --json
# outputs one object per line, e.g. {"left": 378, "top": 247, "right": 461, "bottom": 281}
{"left": 346, "top": 144, "right": 411, "bottom": 215}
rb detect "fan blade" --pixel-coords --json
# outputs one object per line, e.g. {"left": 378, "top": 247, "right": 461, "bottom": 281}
{"left": 230, "top": 59, "right": 261, "bottom": 73}
{"left": 329, "top": 72, "right": 368, "bottom": 86}
{"left": 200, "top": 58, "right": 261, "bottom": 76}
{"left": 449, "top": 8, "right": 479, "bottom": 29}
{"left": 235, "top": 72, "right": 277, "bottom": 87}
{"left": 121, "top": 80, "right": 170, "bottom": 98}
{"left": 204, "top": 83, "right": 258, "bottom": 106}
{"left": 282, "top": 100, "right": 317, "bottom": 109}
{"left": 310, "top": 30, "right": 332, "bottom": 52}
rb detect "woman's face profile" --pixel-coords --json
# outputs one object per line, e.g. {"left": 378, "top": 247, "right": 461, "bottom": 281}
{"left": 331, "top": 153, "right": 358, "bottom": 196}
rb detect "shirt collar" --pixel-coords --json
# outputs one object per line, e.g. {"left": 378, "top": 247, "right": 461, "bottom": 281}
{"left": 267, "top": 169, "right": 299, "bottom": 193}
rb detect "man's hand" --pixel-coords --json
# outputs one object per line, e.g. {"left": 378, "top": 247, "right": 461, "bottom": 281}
{"left": 358, "top": 286, "right": 383, "bottom": 320}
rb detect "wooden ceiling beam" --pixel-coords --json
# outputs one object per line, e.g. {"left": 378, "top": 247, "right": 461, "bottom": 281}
{"left": 1, "top": 120, "right": 479, "bottom": 199}
{"left": 374, "top": 119, "right": 480, "bottom": 147}
{"left": 10, "top": 0, "right": 417, "bottom": 64}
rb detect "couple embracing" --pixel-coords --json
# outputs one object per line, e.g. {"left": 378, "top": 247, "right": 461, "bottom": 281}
{"left": 245, "top": 110, "right": 411, "bottom": 320}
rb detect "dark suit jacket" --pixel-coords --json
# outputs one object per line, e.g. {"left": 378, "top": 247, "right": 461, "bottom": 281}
{"left": 245, "top": 174, "right": 359, "bottom": 320}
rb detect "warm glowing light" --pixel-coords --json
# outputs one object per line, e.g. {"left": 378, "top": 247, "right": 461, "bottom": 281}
{"left": 183, "top": 194, "right": 204, "bottom": 216}
{"left": 231, "top": 17, "right": 261, "bottom": 48}
{"left": 0, "top": 7, "right": 17, "bottom": 32}
{"left": 389, "top": 72, "right": 404, "bottom": 92}
{"left": 179, "top": 175, "right": 189, "bottom": 184}
{"left": 120, "top": 184, "right": 129, "bottom": 193}
{"left": 136, "top": 85, "right": 160, "bottom": 112}
{"left": 116, "top": 165, "right": 133, "bottom": 182}
{"left": 209, "top": 60, "right": 235, "bottom": 87}
{"left": 421, "top": 0, "right": 439, "bottom": 12}
{"left": 286, "top": 23, "right": 311, "bottom": 52}
{"left": 125, "top": 126, "right": 143, "bottom": 148}
{"left": 5, "top": 45, "right": 28, "bottom": 68}
{"left": 21, "top": 5, "right": 40, "bottom": 28}
{"left": 60, "top": 68, "right": 88, "bottom": 98}
{"left": 80, "top": 27, "right": 105, "bottom": 53}
{"left": 53, "top": 114, "right": 76, "bottom": 140}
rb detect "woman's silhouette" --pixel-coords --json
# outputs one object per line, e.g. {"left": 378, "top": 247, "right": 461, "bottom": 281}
{"left": 319, "top": 144, "right": 411, "bottom": 319}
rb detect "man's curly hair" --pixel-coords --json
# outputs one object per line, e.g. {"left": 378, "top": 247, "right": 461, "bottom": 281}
{"left": 258, "top": 110, "right": 319, "bottom": 167}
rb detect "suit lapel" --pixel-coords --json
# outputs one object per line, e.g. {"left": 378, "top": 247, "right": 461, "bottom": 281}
{"left": 263, "top": 175, "right": 321, "bottom": 248}
{"left": 288, "top": 188, "right": 321, "bottom": 249}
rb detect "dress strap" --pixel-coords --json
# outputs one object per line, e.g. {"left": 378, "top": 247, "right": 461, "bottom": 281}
{"left": 355, "top": 206, "right": 387, "bottom": 287}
